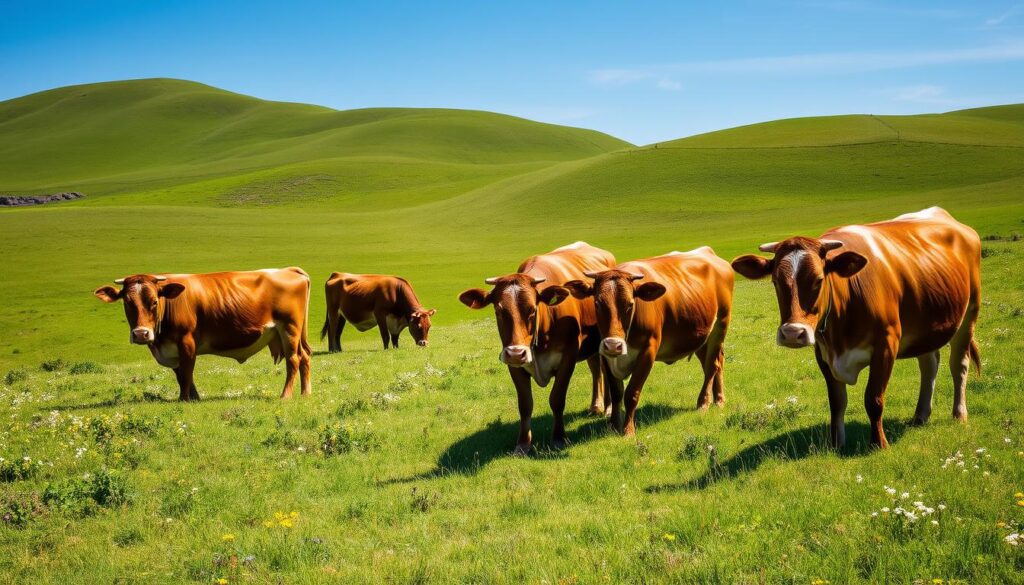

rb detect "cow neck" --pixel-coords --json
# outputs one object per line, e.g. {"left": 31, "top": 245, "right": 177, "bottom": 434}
{"left": 816, "top": 273, "right": 848, "bottom": 342}
{"left": 154, "top": 296, "right": 170, "bottom": 341}
{"left": 531, "top": 302, "right": 548, "bottom": 352}
{"left": 396, "top": 282, "right": 422, "bottom": 318}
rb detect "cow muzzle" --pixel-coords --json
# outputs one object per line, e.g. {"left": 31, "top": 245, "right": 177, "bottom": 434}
{"left": 500, "top": 345, "right": 532, "bottom": 367}
{"left": 131, "top": 327, "right": 155, "bottom": 345}
{"left": 601, "top": 337, "right": 628, "bottom": 357}
{"left": 777, "top": 323, "right": 814, "bottom": 348}
{"left": 416, "top": 340, "right": 428, "bottom": 347}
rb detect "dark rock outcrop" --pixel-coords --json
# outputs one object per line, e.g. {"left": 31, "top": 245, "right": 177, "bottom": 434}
{"left": 0, "top": 192, "right": 85, "bottom": 206}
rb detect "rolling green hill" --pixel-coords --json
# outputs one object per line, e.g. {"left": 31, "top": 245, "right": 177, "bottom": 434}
{"left": 1, "top": 81, "right": 1023, "bottom": 583}
{"left": 0, "top": 78, "right": 631, "bottom": 206}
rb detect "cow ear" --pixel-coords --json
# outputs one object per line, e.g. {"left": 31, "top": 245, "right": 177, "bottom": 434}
{"left": 539, "top": 285, "right": 570, "bottom": 306}
{"left": 159, "top": 282, "right": 186, "bottom": 299}
{"left": 825, "top": 251, "right": 867, "bottom": 278}
{"left": 563, "top": 280, "right": 593, "bottom": 299}
{"left": 634, "top": 282, "right": 667, "bottom": 302}
{"left": 731, "top": 255, "right": 773, "bottom": 280}
{"left": 94, "top": 286, "right": 121, "bottom": 303}
{"left": 459, "top": 288, "right": 491, "bottom": 309}
{"left": 424, "top": 308, "right": 436, "bottom": 316}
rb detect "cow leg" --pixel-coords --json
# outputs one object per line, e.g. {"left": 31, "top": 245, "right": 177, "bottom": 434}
{"left": 174, "top": 335, "right": 198, "bottom": 402}
{"left": 549, "top": 358, "right": 577, "bottom": 450}
{"left": 912, "top": 350, "right": 940, "bottom": 425}
{"left": 709, "top": 318, "right": 728, "bottom": 406}
{"left": 949, "top": 301, "right": 979, "bottom": 422}
{"left": 391, "top": 333, "right": 400, "bottom": 349}
{"left": 602, "top": 359, "right": 625, "bottom": 433}
{"left": 327, "top": 312, "right": 346, "bottom": 353}
{"left": 375, "top": 314, "right": 390, "bottom": 350}
{"left": 299, "top": 339, "right": 312, "bottom": 397}
{"left": 586, "top": 355, "right": 609, "bottom": 416}
{"left": 508, "top": 366, "right": 534, "bottom": 456}
{"left": 865, "top": 335, "right": 898, "bottom": 449}
{"left": 695, "top": 344, "right": 713, "bottom": 409}
{"left": 278, "top": 323, "right": 303, "bottom": 399}
{"left": 815, "top": 344, "right": 847, "bottom": 448}
{"left": 622, "top": 349, "right": 656, "bottom": 437}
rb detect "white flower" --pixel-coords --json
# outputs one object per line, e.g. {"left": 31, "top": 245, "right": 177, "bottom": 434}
{"left": 904, "top": 511, "right": 918, "bottom": 522}
{"left": 901, "top": 492, "right": 910, "bottom": 499}
{"left": 786, "top": 396, "right": 798, "bottom": 404}
{"left": 885, "top": 486, "right": 897, "bottom": 496}
{"left": 1006, "top": 438, "right": 1013, "bottom": 444}
{"left": 856, "top": 475, "right": 863, "bottom": 483}
{"left": 975, "top": 448, "right": 986, "bottom": 454}
{"left": 1006, "top": 533, "right": 1021, "bottom": 546}
{"left": 881, "top": 507, "right": 890, "bottom": 513}
{"left": 871, "top": 512, "right": 879, "bottom": 517}
{"left": 938, "top": 504, "right": 946, "bottom": 510}
{"left": 931, "top": 520, "right": 939, "bottom": 526}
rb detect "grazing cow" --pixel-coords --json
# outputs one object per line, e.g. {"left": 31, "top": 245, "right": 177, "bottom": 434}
{"left": 458, "top": 242, "right": 616, "bottom": 454}
{"left": 94, "top": 268, "right": 312, "bottom": 400}
{"left": 321, "top": 273, "right": 436, "bottom": 351}
{"left": 564, "top": 247, "right": 734, "bottom": 436}
{"left": 731, "top": 207, "right": 981, "bottom": 449}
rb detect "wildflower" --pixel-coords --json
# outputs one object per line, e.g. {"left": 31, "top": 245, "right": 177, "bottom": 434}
{"left": 938, "top": 504, "right": 946, "bottom": 510}
{"left": 976, "top": 448, "right": 986, "bottom": 454}
{"left": 871, "top": 512, "right": 878, "bottom": 518}
{"left": 662, "top": 533, "right": 676, "bottom": 542}
{"left": 1006, "top": 438, "right": 1013, "bottom": 444}
{"left": 881, "top": 507, "right": 890, "bottom": 513}
{"left": 1006, "top": 533, "right": 1021, "bottom": 546}
{"left": 1015, "top": 492, "right": 1024, "bottom": 499}
{"left": 221, "top": 534, "right": 235, "bottom": 542}
{"left": 216, "top": 579, "right": 228, "bottom": 585}
{"left": 856, "top": 475, "right": 863, "bottom": 483}
{"left": 1017, "top": 501, "right": 1024, "bottom": 507}
{"left": 997, "top": 521, "right": 1007, "bottom": 528}
{"left": 900, "top": 492, "right": 910, "bottom": 499}
{"left": 932, "top": 580, "right": 943, "bottom": 584}
{"left": 884, "top": 486, "right": 896, "bottom": 496}
{"left": 931, "top": 520, "right": 939, "bottom": 526}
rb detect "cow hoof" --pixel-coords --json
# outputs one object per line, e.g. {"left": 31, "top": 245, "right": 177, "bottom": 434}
{"left": 910, "top": 416, "right": 929, "bottom": 427}
{"left": 551, "top": 437, "right": 570, "bottom": 451}
{"left": 512, "top": 444, "right": 532, "bottom": 457}
{"left": 587, "top": 406, "right": 606, "bottom": 417}
{"left": 714, "top": 399, "right": 726, "bottom": 408}
{"left": 953, "top": 410, "right": 968, "bottom": 423}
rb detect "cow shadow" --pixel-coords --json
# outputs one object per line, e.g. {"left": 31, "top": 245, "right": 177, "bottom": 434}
{"left": 49, "top": 391, "right": 274, "bottom": 411}
{"left": 385, "top": 402, "right": 684, "bottom": 483}
{"left": 646, "top": 419, "right": 907, "bottom": 493}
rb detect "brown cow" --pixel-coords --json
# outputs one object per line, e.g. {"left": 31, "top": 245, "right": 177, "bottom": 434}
{"left": 564, "top": 247, "right": 734, "bottom": 436}
{"left": 731, "top": 207, "right": 981, "bottom": 449}
{"left": 458, "top": 241, "right": 616, "bottom": 455}
{"left": 94, "top": 268, "right": 312, "bottom": 400}
{"left": 321, "top": 273, "right": 436, "bottom": 351}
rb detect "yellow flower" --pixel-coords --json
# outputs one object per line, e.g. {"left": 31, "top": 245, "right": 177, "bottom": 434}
{"left": 932, "top": 580, "right": 943, "bottom": 585}
{"left": 662, "top": 533, "right": 676, "bottom": 542}
{"left": 1015, "top": 492, "right": 1024, "bottom": 498}
{"left": 1017, "top": 500, "right": 1024, "bottom": 507}
{"left": 279, "top": 518, "right": 294, "bottom": 528}
{"left": 262, "top": 520, "right": 273, "bottom": 528}
{"left": 216, "top": 579, "right": 228, "bottom": 585}
{"left": 221, "top": 533, "right": 235, "bottom": 542}
{"left": 290, "top": 511, "right": 299, "bottom": 518}
{"left": 997, "top": 521, "right": 1007, "bottom": 528}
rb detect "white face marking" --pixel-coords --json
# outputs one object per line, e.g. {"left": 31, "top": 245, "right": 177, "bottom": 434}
{"left": 782, "top": 250, "right": 807, "bottom": 277}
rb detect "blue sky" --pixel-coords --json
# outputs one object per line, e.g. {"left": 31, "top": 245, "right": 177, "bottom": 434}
{"left": 2, "top": 0, "right": 1023, "bottom": 144}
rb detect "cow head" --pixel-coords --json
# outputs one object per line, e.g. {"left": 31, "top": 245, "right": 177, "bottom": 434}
{"left": 732, "top": 237, "right": 867, "bottom": 348}
{"left": 408, "top": 308, "right": 437, "bottom": 347}
{"left": 458, "top": 273, "right": 570, "bottom": 367}
{"left": 94, "top": 275, "right": 185, "bottom": 345}
{"left": 564, "top": 269, "right": 666, "bottom": 358}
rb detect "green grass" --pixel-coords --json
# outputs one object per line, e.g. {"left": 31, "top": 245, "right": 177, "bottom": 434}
{"left": 1, "top": 80, "right": 1023, "bottom": 583}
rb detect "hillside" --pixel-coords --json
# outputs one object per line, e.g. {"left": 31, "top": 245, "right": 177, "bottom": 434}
{"left": 0, "top": 78, "right": 631, "bottom": 205}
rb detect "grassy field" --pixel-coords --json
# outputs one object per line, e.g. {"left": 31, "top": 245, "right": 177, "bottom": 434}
{"left": 1, "top": 80, "right": 1023, "bottom": 583}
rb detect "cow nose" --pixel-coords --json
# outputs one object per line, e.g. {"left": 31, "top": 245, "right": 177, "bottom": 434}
{"left": 502, "top": 345, "right": 530, "bottom": 365}
{"left": 417, "top": 340, "right": 428, "bottom": 347}
{"left": 778, "top": 323, "right": 813, "bottom": 348}
{"left": 131, "top": 328, "right": 154, "bottom": 344}
{"left": 601, "top": 338, "right": 627, "bottom": 356}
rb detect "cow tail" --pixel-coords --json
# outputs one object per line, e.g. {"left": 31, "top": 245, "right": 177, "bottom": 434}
{"left": 301, "top": 274, "right": 312, "bottom": 354}
{"left": 969, "top": 336, "right": 981, "bottom": 377}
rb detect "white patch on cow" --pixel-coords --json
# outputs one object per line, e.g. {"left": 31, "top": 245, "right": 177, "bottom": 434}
{"left": 667, "top": 246, "right": 711, "bottom": 257}
{"left": 531, "top": 350, "right": 561, "bottom": 387}
{"left": 257, "top": 268, "right": 280, "bottom": 273}
{"left": 605, "top": 347, "right": 640, "bottom": 380}
{"left": 782, "top": 250, "right": 807, "bottom": 276}
{"left": 831, "top": 347, "right": 873, "bottom": 385}
{"left": 151, "top": 341, "right": 179, "bottom": 368}
{"left": 131, "top": 283, "right": 142, "bottom": 294}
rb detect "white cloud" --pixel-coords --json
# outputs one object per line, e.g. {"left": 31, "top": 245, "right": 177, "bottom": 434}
{"left": 985, "top": 4, "right": 1022, "bottom": 26}
{"left": 589, "top": 42, "right": 1024, "bottom": 87}
{"left": 877, "top": 84, "right": 948, "bottom": 103}
{"left": 655, "top": 78, "right": 682, "bottom": 91}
